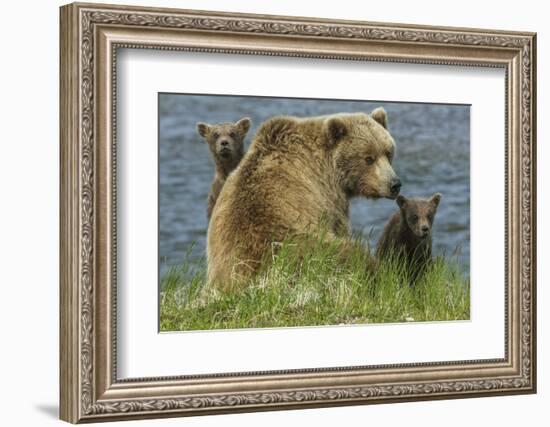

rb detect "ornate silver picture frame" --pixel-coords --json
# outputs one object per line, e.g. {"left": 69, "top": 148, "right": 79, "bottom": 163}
{"left": 60, "top": 2, "right": 536, "bottom": 423}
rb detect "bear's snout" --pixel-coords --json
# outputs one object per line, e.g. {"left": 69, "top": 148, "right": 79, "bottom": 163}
{"left": 389, "top": 177, "right": 402, "bottom": 198}
{"left": 217, "top": 139, "right": 233, "bottom": 157}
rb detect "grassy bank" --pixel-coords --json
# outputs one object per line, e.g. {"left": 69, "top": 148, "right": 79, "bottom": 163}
{"left": 160, "top": 236, "right": 469, "bottom": 331}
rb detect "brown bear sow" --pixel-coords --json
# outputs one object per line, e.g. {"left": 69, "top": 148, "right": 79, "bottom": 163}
{"left": 376, "top": 193, "right": 442, "bottom": 282}
{"left": 197, "top": 117, "right": 251, "bottom": 219}
{"left": 207, "top": 109, "right": 401, "bottom": 290}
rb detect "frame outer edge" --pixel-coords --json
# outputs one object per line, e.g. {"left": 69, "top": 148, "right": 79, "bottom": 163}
{"left": 60, "top": 2, "right": 537, "bottom": 422}
{"left": 60, "top": 3, "right": 80, "bottom": 424}
{"left": 69, "top": 1, "right": 536, "bottom": 37}
{"left": 529, "top": 33, "right": 537, "bottom": 393}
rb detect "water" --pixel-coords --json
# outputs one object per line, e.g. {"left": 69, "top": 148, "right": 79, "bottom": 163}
{"left": 159, "top": 94, "right": 470, "bottom": 275}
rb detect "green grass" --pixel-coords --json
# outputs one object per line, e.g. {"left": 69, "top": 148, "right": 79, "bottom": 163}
{"left": 160, "top": 235, "right": 470, "bottom": 331}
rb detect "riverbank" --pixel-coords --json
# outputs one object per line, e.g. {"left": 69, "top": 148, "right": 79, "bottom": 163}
{"left": 160, "top": 236, "right": 470, "bottom": 331}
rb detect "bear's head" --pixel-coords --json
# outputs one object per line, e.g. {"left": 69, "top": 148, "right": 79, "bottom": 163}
{"left": 197, "top": 117, "right": 251, "bottom": 164}
{"left": 324, "top": 109, "right": 401, "bottom": 199}
{"left": 396, "top": 193, "right": 442, "bottom": 238}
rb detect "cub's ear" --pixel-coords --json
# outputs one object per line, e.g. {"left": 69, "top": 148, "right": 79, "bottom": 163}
{"left": 396, "top": 194, "right": 408, "bottom": 208}
{"left": 430, "top": 193, "right": 442, "bottom": 207}
{"left": 370, "top": 107, "right": 388, "bottom": 129}
{"left": 196, "top": 122, "right": 210, "bottom": 138}
{"left": 324, "top": 117, "right": 347, "bottom": 146}
{"left": 235, "top": 117, "right": 251, "bottom": 134}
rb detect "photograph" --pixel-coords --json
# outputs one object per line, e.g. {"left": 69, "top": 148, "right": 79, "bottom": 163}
{"left": 159, "top": 94, "right": 471, "bottom": 331}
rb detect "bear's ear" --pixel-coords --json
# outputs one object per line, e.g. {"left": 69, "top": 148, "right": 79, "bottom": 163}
{"left": 430, "top": 193, "right": 442, "bottom": 208}
{"left": 324, "top": 117, "right": 347, "bottom": 146}
{"left": 235, "top": 117, "right": 251, "bottom": 134}
{"left": 396, "top": 194, "right": 408, "bottom": 208}
{"left": 196, "top": 122, "right": 210, "bottom": 138}
{"left": 370, "top": 107, "right": 388, "bottom": 129}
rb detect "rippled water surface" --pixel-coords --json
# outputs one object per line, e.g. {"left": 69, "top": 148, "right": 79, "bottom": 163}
{"left": 159, "top": 94, "right": 470, "bottom": 275}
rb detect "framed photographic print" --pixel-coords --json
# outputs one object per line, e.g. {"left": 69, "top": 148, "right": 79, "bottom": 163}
{"left": 60, "top": 2, "right": 537, "bottom": 423}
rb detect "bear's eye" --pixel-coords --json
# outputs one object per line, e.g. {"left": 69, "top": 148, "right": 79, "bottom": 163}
{"left": 410, "top": 215, "right": 419, "bottom": 223}
{"left": 213, "top": 132, "right": 220, "bottom": 139}
{"left": 229, "top": 131, "right": 236, "bottom": 138}
{"left": 365, "top": 156, "right": 376, "bottom": 165}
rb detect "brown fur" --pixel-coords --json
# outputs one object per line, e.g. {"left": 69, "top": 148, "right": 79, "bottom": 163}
{"left": 376, "top": 193, "right": 442, "bottom": 282}
{"left": 207, "top": 109, "right": 401, "bottom": 291}
{"left": 197, "top": 117, "right": 251, "bottom": 219}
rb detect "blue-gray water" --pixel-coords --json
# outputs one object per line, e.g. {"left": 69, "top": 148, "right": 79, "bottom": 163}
{"left": 159, "top": 94, "right": 470, "bottom": 276}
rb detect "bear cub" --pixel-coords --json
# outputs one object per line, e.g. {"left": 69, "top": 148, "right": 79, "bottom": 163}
{"left": 376, "top": 193, "right": 442, "bottom": 283}
{"left": 197, "top": 117, "right": 251, "bottom": 219}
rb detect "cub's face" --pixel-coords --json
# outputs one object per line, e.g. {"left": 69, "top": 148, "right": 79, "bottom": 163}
{"left": 326, "top": 109, "right": 401, "bottom": 199}
{"left": 197, "top": 117, "right": 251, "bottom": 162}
{"left": 397, "top": 193, "right": 442, "bottom": 238}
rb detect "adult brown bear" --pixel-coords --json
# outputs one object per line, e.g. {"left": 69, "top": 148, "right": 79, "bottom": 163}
{"left": 207, "top": 109, "right": 401, "bottom": 291}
